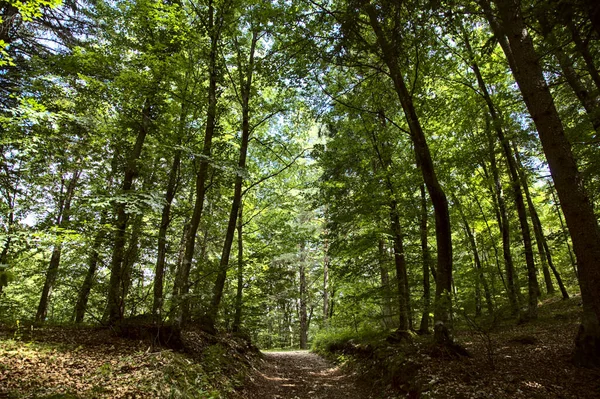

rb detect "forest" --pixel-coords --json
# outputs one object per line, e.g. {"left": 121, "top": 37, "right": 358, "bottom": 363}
{"left": 1, "top": 0, "right": 600, "bottom": 397}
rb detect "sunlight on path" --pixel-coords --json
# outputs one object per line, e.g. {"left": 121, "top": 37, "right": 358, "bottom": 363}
{"left": 240, "top": 350, "right": 374, "bottom": 399}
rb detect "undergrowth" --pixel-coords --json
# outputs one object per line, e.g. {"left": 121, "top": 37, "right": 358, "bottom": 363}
{"left": 311, "top": 294, "right": 591, "bottom": 399}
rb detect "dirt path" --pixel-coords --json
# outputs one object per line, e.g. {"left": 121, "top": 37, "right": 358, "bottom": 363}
{"left": 240, "top": 350, "right": 375, "bottom": 399}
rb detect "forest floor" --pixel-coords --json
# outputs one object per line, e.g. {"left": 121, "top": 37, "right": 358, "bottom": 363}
{"left": 412, "top": 295, "right": 600, "bottom": 398}
{"left": 235, "top": 350, "right": 374, "bottom": 399}
{"left": 310, "top": 295, "right": 600, "bottom": 399}
{"left": 0, "top": 325, "right": 256, "bottom": 398}
{"left": 1, "top": 296, "right": 600, "bottom": 398}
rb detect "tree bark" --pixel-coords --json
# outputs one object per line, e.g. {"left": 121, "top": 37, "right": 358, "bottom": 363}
{"left": 486, "top": 0, "right": 600, "bottom": 366}
{"left": 370, "top": 121, "right": 412, "bottom": 332}
{"left": 36, "top": 170, "right": 80, "bottom": 322}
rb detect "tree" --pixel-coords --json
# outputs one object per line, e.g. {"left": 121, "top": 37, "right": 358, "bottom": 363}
{"left": 481, "top": 0, "right": 600, "bottom": 365}
{"left": 358, "top": 0, "right": 454, "bottom": 343}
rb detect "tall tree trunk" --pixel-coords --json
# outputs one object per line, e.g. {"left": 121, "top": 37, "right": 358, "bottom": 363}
{"left": 369, "top": 123, "right": 412, "bottom": 332}
{"left": 232, "top": 204, "right": 244, "bottom": 332}
{"left": 464, "top": 32, "right": 539, "bottom": 319}
{"left": 121, "top": 162, "right": 157, "bottom": 317}
{"left": 153, "top": 146, "right": 182, "bottom": 316}
{"left": 172, "top": 1, "right": 221, "bottom": 325}
{"left": 36, "top": 170, "right": 80, "bottom": 322}
{"left": 323, "top": 237, "right": 330, "bottom": 327}
{"left": 378, "top": 239, "right": 394, "bottom": 329}
{"left": 510, "top": 146, "right": 554, "bottom": 295}
{"left": 455, "top": 195, "right": 494, "bottom": 315}
{"left": 121, "top": 213, "right": 143, "bottom": 311}
{"left": 73, "top": 211, "right": 108, "bottom": 323}
{"left": 550, "top": 186, "right": 578, "bottom": 278}
{"left": 299, "top": 244, "right": 308, "bottom": 350}
{"left": 205, "top": 31, "right": 258, "bottom": 331}
{"left": 419, "top": 184, "right": 432, "bottom": 334}
{"left": 389, "top": 200, "right": 412, "bottom": 331}
{"left": 105, "top": 98, "right": 152, "bottom": 324}
{"left": 483, "top": 130, "right": 520, "bottom": 314}
{"left": 485, "top": 0, "right": 600, "bottom": 366}
{"left": 0, "top": 175, "right": 16, "bottom": 278}
{"left": 363, "top": 4, "right": 452, "bottom": 342}
{"left": 513, "top": 143, "right": 569, "bottom": 299}
{"left": 153, "top": 95, "right": 187, "bottom": 316}
{"left": 472, "top": 191, "right": 508, "bottom": 294}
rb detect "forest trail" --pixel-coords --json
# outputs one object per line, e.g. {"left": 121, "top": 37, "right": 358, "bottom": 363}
{"left": 240, "top": 350, "right": 374, "bottom": 399}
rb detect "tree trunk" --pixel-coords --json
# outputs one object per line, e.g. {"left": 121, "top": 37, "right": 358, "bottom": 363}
{"left": 205, "top": 31, "right": 258, "bottom": 331}
{"left": 323, "top": 238, "right": 330, "bottom": 327}
{"left": 484, "top": 128, "right": 520, "bottom": 314}
{"left": 455, "top": 195, "right": 494, "bottom": 316}
{"left": 464, "top": 32, "right": 539, "bottom": 319}
{"left": 0, "top": 177, "right": 16, "bottom": 276}
{"left": 153, "top": 97, "right": 187, "bottom": 315}
{"left": 472, "top": 191, "right": 507, "bottom": 294}
{"left": 105, "top": 98, "right": 152, "bottom": 324}
{"left": 36, "top": 170, "right": 80, "bottom": 322}
{"left": 378, "top": 239, "right": 394, "bottom": 329}
{"left": 121, "top": 213, "right": 143, "bottom": 311}
{"left": 550, "top": 186, "right": 578, "bottom": 278}
{"left": 232, "top": 204, "right": 244, "bottom": 332}
{"left": 299, "top": 245, "right": 308, "bottom": 350}
{"left": 513, "top": 143, "right": 570, "bottom": 298}
{"left": 172, "top": 1, "right": 221, "bottom": 325}
{"left": 390, "top": 200, "right": 412, "bottom": 331}
{"left": 418, "top": 184, "right": 432, "bottom": 334}
{"left": 153, "top": 146, "right": 182, "bottom": 316}
{"left": 73, "top": 212, "right": 108, "bottom": 323}
{"left": 486, "top": 0, "right": 600, "bottom": 366}
{"left": 364, "top": 4, "right": 453, "bottom": 342}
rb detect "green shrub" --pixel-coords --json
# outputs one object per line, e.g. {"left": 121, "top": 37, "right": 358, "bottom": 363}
{"left": 311, "top": 326, "right": 387, "bottom": 356}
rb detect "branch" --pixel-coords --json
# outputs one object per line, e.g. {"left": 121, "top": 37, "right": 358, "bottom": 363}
{"left": 242, "top": 149, "right": 307, "bottom": 196}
